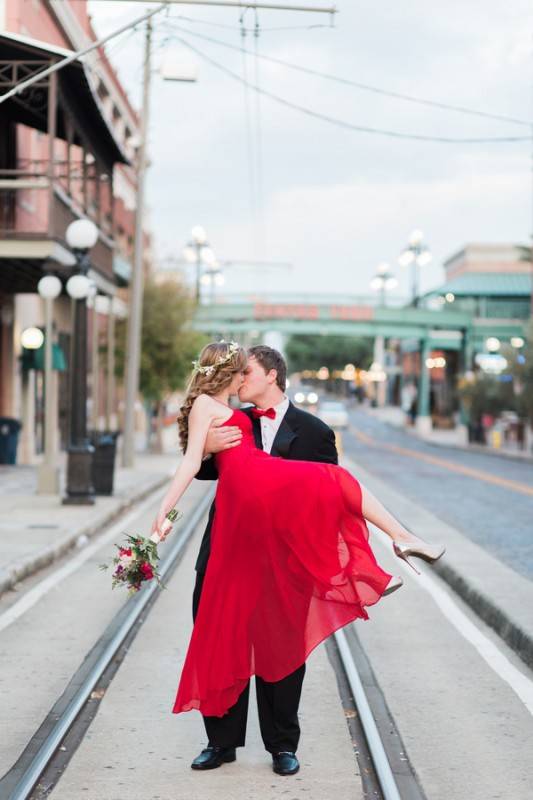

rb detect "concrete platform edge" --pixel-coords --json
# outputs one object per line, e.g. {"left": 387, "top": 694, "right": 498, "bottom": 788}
{"left": 365, "top": 408, "right": 533, "bottom": 464}
{"left": 431, "top": 558, "right": 533, "bottom": 669}
{"left": 0, "top": 472, "right": 170, "bottom": 599}
{"left": 343, "top": 456, "right": 533, "bottom": 672}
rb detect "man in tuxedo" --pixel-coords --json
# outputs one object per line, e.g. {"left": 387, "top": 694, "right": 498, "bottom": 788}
{"left": 190, "top": 345, "right": 338, "bottom": 776}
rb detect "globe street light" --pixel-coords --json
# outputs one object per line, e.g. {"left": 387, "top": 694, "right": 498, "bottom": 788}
{"left": 370, "top": 262, "right": 398, "bottom": 307}
{"left": 66, "top": 218, "right": 99, "bottom": 251}
{"left": 20, "top": 327, "right": 44, "bottom": 350}
{"left": 399, "top": 229, "right": 432, "bottom": 306}
{"left": 37, "top": 274, "right": 62, "bottom": 494}
{"left": 63, "top": 218, "right": 98, "bottom": 505}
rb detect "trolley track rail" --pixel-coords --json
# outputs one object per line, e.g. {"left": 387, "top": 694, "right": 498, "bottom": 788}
{"left": 332, "top": 626, "right": 426, "bottom": 800}
{"left": 0, "top": 488, "right": 215, "bottom": 800}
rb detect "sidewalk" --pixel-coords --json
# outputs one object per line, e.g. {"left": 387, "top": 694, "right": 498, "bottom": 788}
{"left": 0, "top": 440, "right": 179, "bottom": 597}
{"left": 365, "top": 405, "right": 533, "bottom": 462}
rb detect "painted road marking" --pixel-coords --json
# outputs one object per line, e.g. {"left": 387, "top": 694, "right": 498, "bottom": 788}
{"left": 351, "top": 428, "right": 533, "bottom": 498}
{"left": 371, "top": 528, "right": 533, "bottom": 716}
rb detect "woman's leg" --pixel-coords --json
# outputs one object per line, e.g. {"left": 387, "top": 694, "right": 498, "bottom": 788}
{"left": 360, "top": 483, "right": 420, "bottom": 543}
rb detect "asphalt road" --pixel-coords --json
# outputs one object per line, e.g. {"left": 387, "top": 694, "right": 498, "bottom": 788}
{"left": 342, "top": 407, "right": 533, "bottom": 582}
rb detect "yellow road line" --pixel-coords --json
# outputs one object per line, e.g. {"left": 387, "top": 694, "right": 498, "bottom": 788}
{"left": 351, "top": 428, "right": 533, "bottom": 498}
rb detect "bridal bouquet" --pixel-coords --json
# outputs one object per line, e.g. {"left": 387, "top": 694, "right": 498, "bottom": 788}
{"left": 99, "top": 508, "right": 181, "bottom": 595}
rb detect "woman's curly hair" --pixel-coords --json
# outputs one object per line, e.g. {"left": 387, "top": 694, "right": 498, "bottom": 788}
{"left": 177, "top": 341, "right": 247, "bottom": 452}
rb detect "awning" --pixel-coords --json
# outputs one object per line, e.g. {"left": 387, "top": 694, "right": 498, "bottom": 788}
{"left": 424, "top": 272, "right": 532, "bottom": 298}
{"left": 21, "top": 342, "right": 67, "bottom": 372}
{"left": 0, "top": 31, "right": 129, "bottom": 166}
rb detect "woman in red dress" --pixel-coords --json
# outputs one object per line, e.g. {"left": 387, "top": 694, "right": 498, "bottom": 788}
{"left": 152, "top": 342, "right": 445, "bottom": 719}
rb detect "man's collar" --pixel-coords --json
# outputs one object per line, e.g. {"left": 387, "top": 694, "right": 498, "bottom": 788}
{"left": 273, "top": 395, "right": 289, "bottom": 414}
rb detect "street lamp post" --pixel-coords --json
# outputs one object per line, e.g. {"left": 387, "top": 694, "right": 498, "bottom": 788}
{"left": 37, "top": 275, "right": 62, "bottom": 494}
{"left": 200, "top": 265, "right": 225, "bottom": 305}
{"left": 183, "top": 225, "right": 216, "bottom": 303}
{"left": 19, "top": 327, "right": 43, "bottom": 464}
{"left": 63, "top": 219, "right": 98, "bottom": 505}
{"left": 369, "top": 264, "right": 397, "bottom": 407}
{"left": 370, "top": 262, "right": 398, "bottom": 307}
{"left": 398, "top": 230, "right": 432, "bottom": 307}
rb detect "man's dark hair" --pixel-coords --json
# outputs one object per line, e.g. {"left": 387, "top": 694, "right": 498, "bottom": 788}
{"left": 247, "top": 345, "right": 287, "bottom": 391}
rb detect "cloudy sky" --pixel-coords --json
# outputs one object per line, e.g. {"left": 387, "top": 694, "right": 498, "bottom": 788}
{"left": 88, "top": 0, "right": 533, "bottom": 301}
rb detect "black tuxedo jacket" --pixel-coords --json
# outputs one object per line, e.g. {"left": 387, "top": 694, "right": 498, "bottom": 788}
{"left": 194, "top": 401, "right": 338, "bottom": 574}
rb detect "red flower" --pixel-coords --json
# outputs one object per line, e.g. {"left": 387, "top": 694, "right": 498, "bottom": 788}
{"left": 119, "top": 547, "right": 132, "bottom": 557}
{"left": 140, "top": 561, "right": 154, "bottom": 580}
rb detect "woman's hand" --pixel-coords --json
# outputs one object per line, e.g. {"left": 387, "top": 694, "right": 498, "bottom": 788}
{"left": 151, "top": 509, "right": 168, "bottom": 541}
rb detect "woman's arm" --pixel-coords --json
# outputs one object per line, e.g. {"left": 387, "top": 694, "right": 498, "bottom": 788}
{"left": 152, "top": 395, "right": 216, "bottom": 536}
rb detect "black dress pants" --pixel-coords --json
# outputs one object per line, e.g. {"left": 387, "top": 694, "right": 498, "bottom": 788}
{"left": 192, "top": 570, "right": 306, "bottom": 752}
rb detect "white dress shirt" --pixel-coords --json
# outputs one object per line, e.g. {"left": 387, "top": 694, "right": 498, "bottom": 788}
{"left": 259, "top": 395, "right": 290, "bottom": 454}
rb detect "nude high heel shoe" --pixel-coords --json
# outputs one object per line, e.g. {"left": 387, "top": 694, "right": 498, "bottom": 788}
{"left": 392, "top": 540, "right": 446, "bottom": 575}
{"left": 382, "top": 575, "right": 403, "bottom": 596}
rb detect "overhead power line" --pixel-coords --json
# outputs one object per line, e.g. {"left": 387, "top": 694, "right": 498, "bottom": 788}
{"left": 170, "top": 34, "right": 531, "bottom": 144}
{"left": 165, "top": 19, "right": 533, "bottom": 129}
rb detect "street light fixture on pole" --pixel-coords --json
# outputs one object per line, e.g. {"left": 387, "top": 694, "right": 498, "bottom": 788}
{"left": 200, "top": 263, "right": 225, "bottom": 304}
{"left": 398, "top": 230, "right": 432, "bottom": 307}
{"left": 63, "top": 219, "right": 98, "bottom": 505}
{"left": 183, "top": 225, "right": 217, "bottom": 303}
{"left": 37, "top": 274, "right": 62, "bottom": 494}
{"left": 370, "top": 262, "right": 398, "bottom": 307}
{"left": 369, "top": 263, "right": 397, "bottom": 407}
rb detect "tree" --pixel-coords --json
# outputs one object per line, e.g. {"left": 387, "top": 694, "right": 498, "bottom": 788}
{"left": 457, "top": 372, "right": 516, "bottom": 425}
{"left": 285, "top": 334, "right": 373, "bottom": 373}
{"left": 115, "top": 278, "right": 206, "bottom": 449}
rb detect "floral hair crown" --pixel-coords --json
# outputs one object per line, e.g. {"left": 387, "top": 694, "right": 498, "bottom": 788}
{"left": 192, "top": 341, "right": 241, "bottom": 378}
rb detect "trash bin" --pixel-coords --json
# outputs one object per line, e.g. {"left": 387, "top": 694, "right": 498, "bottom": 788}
{"left": 0, "top": 417, "right": 22, "bottom": 464}
{"left": 89, "top": 430, "right": 119, "bottom": 495}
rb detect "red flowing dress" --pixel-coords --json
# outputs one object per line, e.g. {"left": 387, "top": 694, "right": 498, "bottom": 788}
{"left": 172, "top": 408, "right": 392, "bottom": 718}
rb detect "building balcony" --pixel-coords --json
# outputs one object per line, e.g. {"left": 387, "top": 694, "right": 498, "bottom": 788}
{"left": 0, "top": 32, "right": 130, "bottom": 294}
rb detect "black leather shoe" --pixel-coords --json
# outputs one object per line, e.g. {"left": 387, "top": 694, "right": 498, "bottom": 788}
{"left": 272, "top": 751, "right": 300, "bottom": 775}
{"left": 191, "top": 746, "right": 237, "bottom": 770}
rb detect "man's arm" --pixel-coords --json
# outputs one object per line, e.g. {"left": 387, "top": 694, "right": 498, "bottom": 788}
{"left": 195, "top": 457, "right": 219, "bottom": 481}
{"left": 311, "top": 423, "right": 338, "bottom": 465}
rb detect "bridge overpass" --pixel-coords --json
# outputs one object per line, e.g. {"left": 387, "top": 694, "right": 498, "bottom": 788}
{"left": 192, "top": 295, "right": 527, "bottom": 433}
{"left": 193, "top": 295, "right": 524, "bottom": 351}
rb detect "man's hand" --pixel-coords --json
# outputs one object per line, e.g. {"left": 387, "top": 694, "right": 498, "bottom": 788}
{"left": 203, "top": 420, "right": 243, "bottom": 457}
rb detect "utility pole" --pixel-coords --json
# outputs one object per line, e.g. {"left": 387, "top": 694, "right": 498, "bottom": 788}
{"left": 1, "top": 0, "right": 336, "bottom": 469}
{"left": 103, "top": 0, "right": 336, "bottom": 467}
{"left": 122, "top": 18, "right": 152, "bottom": 467}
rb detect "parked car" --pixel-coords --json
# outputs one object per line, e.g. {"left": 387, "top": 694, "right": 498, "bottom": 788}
{"left": 317, "top": 400, "right": 349, "bottom": 429}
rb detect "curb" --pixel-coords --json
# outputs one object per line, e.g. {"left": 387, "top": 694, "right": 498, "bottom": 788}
{"left": 431, "top": 559, "right": 533, "bottom": 670}
{"left": 0, "top": 472, "right": 170, "bottom": 599}
{"left": 343, "top": 455, "right": 533, "bottom": 673}
{"left": 421, "top": 438, "right": 533, "bottom": 465}
{"left": 365, "top": 410, "right": 533, "bottom": 464}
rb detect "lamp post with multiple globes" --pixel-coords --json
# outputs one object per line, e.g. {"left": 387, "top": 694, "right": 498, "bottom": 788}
{"left": 62, "top": 219, "right": 98, "bottom": 505}
{"left": 369, "top": 263, "right": 398, "bottom": 407}
{"left": 370, "top": 262, "right": 398, "bottom": 308}
{"left": 182, "top": 225, "right": 217, "bottom": 303}
{"left": 398, "top": 230, "right": 432, "bottom": 307}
